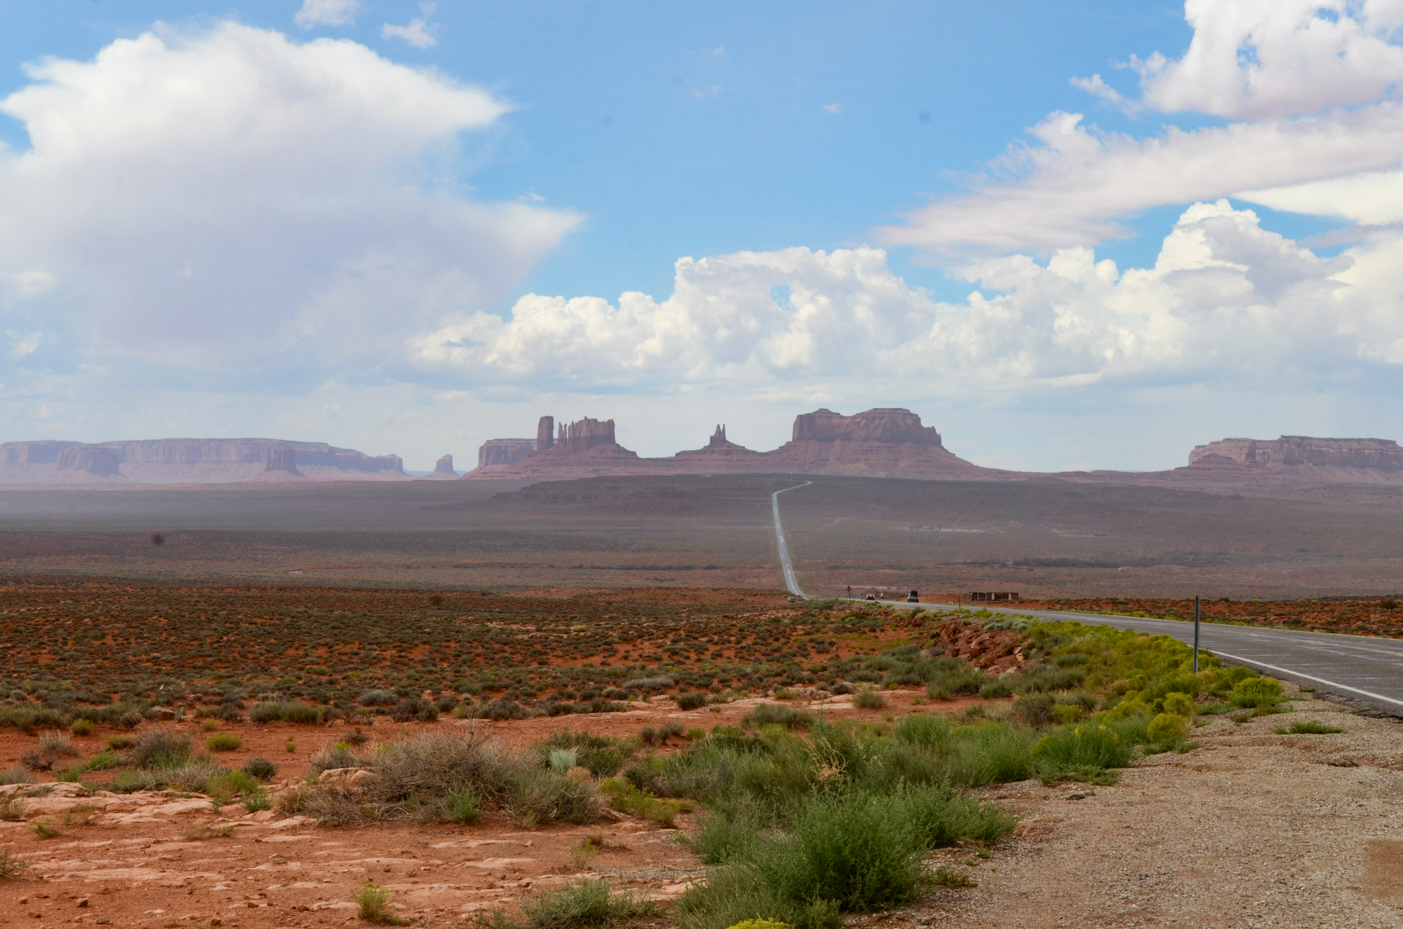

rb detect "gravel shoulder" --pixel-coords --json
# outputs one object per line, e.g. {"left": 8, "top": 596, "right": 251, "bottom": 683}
{"left": 904, "top": 684, "right": 1403, "bottom": 928}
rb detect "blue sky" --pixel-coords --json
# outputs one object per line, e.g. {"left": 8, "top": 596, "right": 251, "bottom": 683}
{"left": 3, "top": 1, "right": 1403, "bottom": 471}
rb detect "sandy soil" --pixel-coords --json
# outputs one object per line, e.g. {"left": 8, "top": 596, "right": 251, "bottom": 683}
{"left": 3, "top": 686, "right": 1402, "bottom": 928}
{"left": 0, "top": 691, "right": 966, "bottom": 929}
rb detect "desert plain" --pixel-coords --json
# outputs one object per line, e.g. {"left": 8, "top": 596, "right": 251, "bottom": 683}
{"left": 0, "top": 467, "right": 1401, "bottom": 928}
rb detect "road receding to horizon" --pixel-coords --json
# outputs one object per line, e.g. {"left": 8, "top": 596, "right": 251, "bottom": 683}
{"left": 772, "top": 481, "right": 811, "bottom": 599}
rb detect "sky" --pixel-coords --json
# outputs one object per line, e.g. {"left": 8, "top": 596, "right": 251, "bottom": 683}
{"left": 3, "top": 1, "right": 1403, "bottom": 472}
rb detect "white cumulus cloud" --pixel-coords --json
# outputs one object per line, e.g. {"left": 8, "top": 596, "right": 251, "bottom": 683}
{"left": 382, "top": 4, "right": 440, "bottom": 49}
{"left": 1140, "top": 0, "right": 1403, "bottom": 119}
{"left": 0, "top": 22, "right": 578, "bottom": 376}
{"left": 411, "top": 202, "right": 1389, "bottom": 395}
{"left": 294, "top": 0, "right": 360, "bottom": 28}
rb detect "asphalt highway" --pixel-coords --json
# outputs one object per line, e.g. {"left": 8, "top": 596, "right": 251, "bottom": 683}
{"left": 875, "top": 599, "right": 1403, "bottom": 713}
{"left": 771, "top": 482, "right": 811, "bottom": 599}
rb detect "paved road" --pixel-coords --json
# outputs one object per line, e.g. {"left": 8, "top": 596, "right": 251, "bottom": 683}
{"left": 768, "top": 491, "right": 1403, "bottom": 713}
{"left": 872, "top": 599, "right": 1403, "bottom": 713}
{"left": 771, "top": 482, "right": 811, "bottom": 599}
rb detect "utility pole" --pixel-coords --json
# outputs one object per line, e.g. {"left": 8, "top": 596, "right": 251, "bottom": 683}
{"left": 1193, "top": 595, "right": 1201, "bottom": 674}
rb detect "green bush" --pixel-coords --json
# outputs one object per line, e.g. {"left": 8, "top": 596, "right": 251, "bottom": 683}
{"left": 250, "top": 702, "right": 327, "bottom": 724}
{"left": 1161, "top": 692, "right": 1195, "bottom": 717}
{"left": 851, "top": 689, "right": 885, "bottom": 710}
{"left": 359, "top": 689, "right": 398, "bottom": 707}
{"left": 1230, "top": 677, "right": 1284, "bottom": 709}
{"left": 686, "top": 808, "right": 762, "bottom": 865}
{"left": 131, "top": 730, "right": 192, "bottom": 769}
{"left": 742, "top": 704, "right": 812, "bottom": 731}
{"left": 280, "top": 732, "right": 600, "bottom": 827}
{"left": 1278, "top": 720, "right": 1344, "bottom": 735}
{"left": 445, "top": 784, "right": 481, "bottom": 823}
{"left": 243, "top": 757, "right": 277, "bottom": 780}
{"left": 206, "top": 733, "right": 242, "bottom": 752}
{"left": 538, "top": 731, "right": 633, "bottom": 777}
{"left": 1032, "top": 721, "right": 1134, "bottom": 781}
{"left": 515, "top": 878, "right": 654, "bottom": 929}
{"left": 1146, "top": 713, "right": 1189, "bottom": 746}
{"left": 677, "top": 692, "right": 709, "bottom": 711}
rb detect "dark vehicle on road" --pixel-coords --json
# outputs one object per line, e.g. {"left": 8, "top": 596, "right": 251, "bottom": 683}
{"left": 907, "top": 590, "right": 919, "bottom": 602}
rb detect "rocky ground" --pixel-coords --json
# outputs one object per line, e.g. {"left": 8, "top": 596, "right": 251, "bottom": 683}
{"left": 1, "top": 685, "right": 1402, "bottom": 928}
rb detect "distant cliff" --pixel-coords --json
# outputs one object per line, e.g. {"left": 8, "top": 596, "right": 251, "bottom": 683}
{"left": 1189, "top": 436, "right": 1403, "bottom": 471}
{"left": 0, "top": 438, "right": 406, "bottom": 484}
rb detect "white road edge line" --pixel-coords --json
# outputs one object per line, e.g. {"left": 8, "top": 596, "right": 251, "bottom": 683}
{"left": 1209, "top": 650, "right": 1403, "bottom": 709}
{"left": 772, "top": 481, "right": 812, "bottom": 600}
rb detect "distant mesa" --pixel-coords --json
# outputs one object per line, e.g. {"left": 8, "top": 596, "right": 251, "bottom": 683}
{"left": 467, "top": 407, "right": 980, "bottom": 480}
{"left": 58, "top": 444, "right": 121, "bottom": 477}
{"left": 1188, "top": 436, "right": 1403, "bottom": 472}
{"left": 478, "top": 439, "right": 535, "bottom": 471}
{"left": 432, "top": 454, "right": 458, "bottom": 477}
{"left": 0, "top": 438, "right": 406, "bottom": 485}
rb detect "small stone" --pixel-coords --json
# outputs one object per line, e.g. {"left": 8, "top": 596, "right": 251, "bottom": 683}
{"left": 77, "top": 898, "right": 89, "bottom": 907}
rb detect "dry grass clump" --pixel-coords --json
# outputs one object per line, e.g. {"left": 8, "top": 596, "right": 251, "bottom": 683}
{"left": 279, "top": 731, "right": 602, "bottom": 827}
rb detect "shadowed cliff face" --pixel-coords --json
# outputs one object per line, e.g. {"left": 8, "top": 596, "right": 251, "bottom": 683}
{"left": 1190, "top": 437, "right": 1403, "bottom": 471}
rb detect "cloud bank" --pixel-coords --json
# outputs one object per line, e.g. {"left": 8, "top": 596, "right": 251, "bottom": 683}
{"left": 412, "top": 201, "right": 1399, "bottom": 396}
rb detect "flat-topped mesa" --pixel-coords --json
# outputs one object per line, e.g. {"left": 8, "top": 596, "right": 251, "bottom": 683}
{"left": 0, "top": 438, "right": 406, "bottom": 483}
{"left": 2, "top": 440, "right": 74, "bottom": 465}
{"left": 791, "top": 407, "right": 944, "bottom": 445}
{"left": 477, "top": 439, "right": 534, "bottom": 469}
{"left": 766, "top": 407, "right": 976, "bottom": 477}
{"left": 434, "top": 454, "right": 456, "bottom": 475}
{"left": 1189, "top": 436, "right": 1403, "bottom": 471}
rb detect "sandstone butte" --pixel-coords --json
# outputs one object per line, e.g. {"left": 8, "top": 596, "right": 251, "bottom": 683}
{"left": 466, "top": 408, "right": 1403, "bottom": 486}
{"left": 463, "top": 408, "right": 982, "bottom": 481}
{"left": 5, "top": 410, "right": 1403, "bottom": 486}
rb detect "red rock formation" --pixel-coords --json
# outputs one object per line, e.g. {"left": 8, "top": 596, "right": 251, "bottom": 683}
{"left": 57, "top": 445, "right": 121, "bottom": 476}
{"left": 1189, "top": 436, "right": 1403, "bottom": 471}
{"left": 671, "top": 424, "right": 761, "bottom": 464}
{"left": 557, "top": 417, "right": 617, "bottom": 451}
{"left": 536, "top": 416, "right": 555, "bottom": 453}
{"left": 790, "top": 408, "right": 943, "bottom": 445}
{"left": 477, "top": 439, "right": 535, "bottom": 469}
{"left": 763, "top": 408, "right": 977, "bottom": 478}
{"left": 467, "top": 408, "right": 981, "bottom": 479}
{"left": 434, "top": 454, "right": 457, "bottom": 476}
